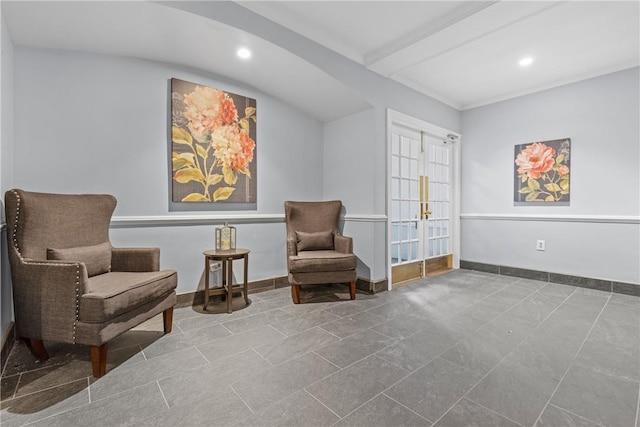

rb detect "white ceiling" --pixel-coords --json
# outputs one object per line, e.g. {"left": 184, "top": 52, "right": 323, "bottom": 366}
{"left": 1, "top": 1, "right": 371, "bottom": 122}
{"left": 2, "top": 1, "right": 639, "bottom": 120}
{"left": 238, "top": 0, "right": 640, "bottom": 110}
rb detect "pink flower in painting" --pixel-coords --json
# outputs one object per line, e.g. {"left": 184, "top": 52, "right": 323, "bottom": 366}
{"left": 183, "top": 86, "right": 238, "bottom": 140}
{"left": 558, "top": 165, "right": 569, "bottom": 176}
{"left": 515, "top": 142, "right": 556, "bottom": 179}
{"left": 234, "top": 129, "right": 255, "bottom": 170}
{"left": 210, "top": 125, "right": 255, "bottom": 171}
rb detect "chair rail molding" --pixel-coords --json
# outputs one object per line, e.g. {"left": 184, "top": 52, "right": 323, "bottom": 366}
{"left": 107, "top": 213, "right": 387, "bottom": 228}
{"left": 460, "top": 213, "right": 640, "bottom": 224}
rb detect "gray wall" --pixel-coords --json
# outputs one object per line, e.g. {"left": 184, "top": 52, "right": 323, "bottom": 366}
{"left": 12, "top": 46, "right": 326, "bottom": 292}
{"left": 1, "top": 8, "right": 15, "bottom": 346}
{"left": 461, "top": 67, "right": 640, "bottom": 285}
{"left": 323, "top": 109, "right": 387, "bottom": 281}
{"left": 0, "top": 0, "right": 463, "bottom": 346}
{"left": 167, "top": 0, "right": 463, "bottom": 286}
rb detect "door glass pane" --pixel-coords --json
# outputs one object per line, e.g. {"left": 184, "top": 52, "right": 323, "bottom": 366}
{"left": 401, "top": 201, "right": 410, "bottom": 220}
{"left": 392, "top": 178, "right": 400, "bottom": 198}
{"left": 401, "top": 243, "right": 410, "bottom": 262}
{"left": 411, "top": 139, "right": 419, "bottom": 158}
{"left": 410, "top": 201, "right": 419, "bottom": 220}
{"left": 401, "top": 137, "right": 410, "bottom": 156}
{"left": 401, "top": 179, "right": 409, "bottom": 199}
{"left": 392, "top": 201, "right": 400, "bottom": 221}
{"left": 410, "top": 221, "right": 418, "bottom": 239}
{"left": 391, "top": 243, "right": 399, "bottom": 263}
{"left": 410, "top": 159, "right": 418, "bottom": 179}
{"left": 391, "top": 223, "right": 399, "bottom": 242}
{"left": 401, "top": 223, "right": 409, "bottom": 240}
{"left": 410, "top": 181, "right": 418, "bottom": 200}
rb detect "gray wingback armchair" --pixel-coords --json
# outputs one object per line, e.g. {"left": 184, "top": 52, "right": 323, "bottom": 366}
{"left": 284, "top": 200, "right": 357, "bottom": 304}
{"left": 4, "top": 189, "right": 177, "bottom": 377}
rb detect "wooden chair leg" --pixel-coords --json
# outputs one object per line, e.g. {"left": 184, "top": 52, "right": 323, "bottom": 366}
{"left": 91, "top": 343, "right": 108, "bottom": 378}
{"left": 349, "top": 281, "right": 357, "bottom": 300}
{"left": 291, "top": 284, "right": 301, "bottom": 304}
{"left": 163, "top": 307, "right": 174, "bottom": 334}
{"left": 28, "top": 339, "right": 49, "bottom": 361}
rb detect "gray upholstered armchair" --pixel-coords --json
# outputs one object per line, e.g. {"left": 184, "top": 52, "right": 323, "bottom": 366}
{"left": 284, "top": 200, "right": 357, "bottom": 304}
{"left": 4, "top": 189, "right": 177, "bottom": 377}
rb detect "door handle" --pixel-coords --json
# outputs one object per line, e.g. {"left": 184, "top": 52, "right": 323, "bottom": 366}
{"left": 421, "top": 202, "right": 431, "bottom": 219}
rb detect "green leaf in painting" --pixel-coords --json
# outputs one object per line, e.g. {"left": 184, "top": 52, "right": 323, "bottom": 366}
{"left": 207, "top": 174, "right": 223, "bottom": 186}
{"left": 245, "top": 107, "right": 256, "bottom": 118}
{"left": 182, "top": 193, "right": 208, "bottom": 202}
{"left": 544, "top": 183, "right": 562, "bottom": 192}
{"left": 172, "top": 126, "right": 193, "bottom": 145}
{"left": 528, "top": 178, "right": 541, "bottom": 191}
{"left": 239, "top": 118, "right": 250, "bottom": 131}
{"left": 555, "top": 154, "right": 564, "bottom": 165}
{"left": 559, "top": 178, "right": 570, "bottom": 191}
{"left": 213, "top": 187, "right": 235, "bottom": 201}
{"left": 545, "top": 195, "right": 555, "bottom": 202}
{"left": 196, "top": 144, "right": 208, "bottom": 159}
{"left": 172, "top": 157, "right": 188, "bottom": 171}
{"left": 222, "top": 166, "right": 237, "bottom": 185}
{"left": 237, "top": 167, "right": 251, "bottom": 178}
{"left": 174, "top": 168, "right": 205, "bottom": 184}
{"left": 518, "top": 187, "right": 533, "bottom": 194}
{"left": 172, "top": 153, "right": 196, "bottom": 170}
{"left": 525, "top": 191, "right": 540, "bottom": 202}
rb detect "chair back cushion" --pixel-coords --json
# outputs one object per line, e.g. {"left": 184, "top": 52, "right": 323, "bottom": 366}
{"left": 284, "top": 201, "right": 342, "bottom": 243}
{"left": 47, "top": 242, "right": 112, "bottom": 277}
{"left": 295, "top": 230, "right": 334, "bottom": 252}
{"left": 5, "top": 189, "right": 116, "bottom": 261}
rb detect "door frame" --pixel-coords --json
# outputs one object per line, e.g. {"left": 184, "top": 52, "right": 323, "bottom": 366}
{"left": 386, "top": 109, "right": 461, "bottom": 290}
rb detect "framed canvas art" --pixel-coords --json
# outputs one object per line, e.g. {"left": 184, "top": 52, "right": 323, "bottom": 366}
{"left": 514, "top": 138, "right": 571, "bottom": 206}
{"left": 171, "top": 78, "right": 257, "bottom": 204}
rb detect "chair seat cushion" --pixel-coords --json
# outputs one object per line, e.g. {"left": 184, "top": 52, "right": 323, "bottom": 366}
{"left": 289, "top": 250, "right": 356, "bottom": 273}
{"left": 80, "top": 270, "right": 177, "bottom": 323}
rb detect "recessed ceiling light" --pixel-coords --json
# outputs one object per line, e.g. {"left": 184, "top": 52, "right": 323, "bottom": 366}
{"left": 237, "top": 48, "right": 251, "bottom": 59}
{"left": 519, "top": 57, "right": 533, "bottom": 67}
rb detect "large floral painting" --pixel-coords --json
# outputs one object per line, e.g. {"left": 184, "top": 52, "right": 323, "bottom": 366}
{"left": 171, "top": 78, "right": 257, "bottom": 203}
{"left": 514, "top": 138, "right": 571, "bottom": 206}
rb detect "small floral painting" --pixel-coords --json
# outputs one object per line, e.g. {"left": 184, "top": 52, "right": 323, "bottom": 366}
{"left": 514, "top": 138, "right": 571, "bottom": 205}
{"left": 171, "top": 78, "right": 257, "bottom": 203}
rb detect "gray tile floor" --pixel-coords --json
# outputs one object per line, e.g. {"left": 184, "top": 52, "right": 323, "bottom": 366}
{"left": 1, "top": 270, "right": 639, "bottom": 427}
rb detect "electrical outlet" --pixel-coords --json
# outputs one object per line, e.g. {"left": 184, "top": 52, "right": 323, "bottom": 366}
{"left": 536, "top": 240, "right": 546, "bottom": 251}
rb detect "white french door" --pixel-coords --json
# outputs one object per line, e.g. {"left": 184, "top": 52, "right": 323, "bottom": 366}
{"left": 389, "top": 114, "right": 458, "bottom": 285}
{"left": 390, "top": 127, "right": 422, "bottom": 269}
{"left": 424, "top": 136, "right": 453, "bottom": 260}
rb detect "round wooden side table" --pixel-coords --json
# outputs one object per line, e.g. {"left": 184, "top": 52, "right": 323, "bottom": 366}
{"left": 203, "top": 248, "right": 250, "bottom": 314}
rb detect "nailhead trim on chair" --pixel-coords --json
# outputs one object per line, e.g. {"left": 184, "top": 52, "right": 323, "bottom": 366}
{"left": 10, "top": 190, "right": 81, "bottom": 344}
{"left": 73, "top": 265, "right": 79, "bottom": 344}
{"left": 10, "top": 190, "right": 22, "bottom": 258}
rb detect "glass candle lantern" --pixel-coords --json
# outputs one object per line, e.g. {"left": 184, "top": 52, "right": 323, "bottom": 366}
{"left": 215, "top": 222, "right": 236, "bottom": 251}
